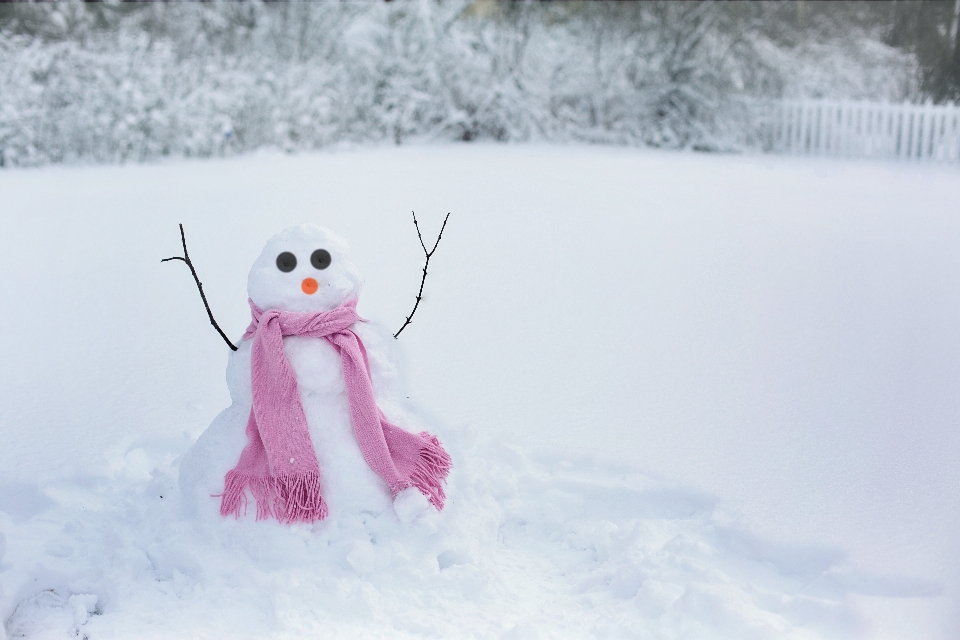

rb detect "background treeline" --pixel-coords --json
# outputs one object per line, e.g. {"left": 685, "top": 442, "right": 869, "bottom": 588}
{"left": 0, "top": 0, "right": 938, "bottom": 167}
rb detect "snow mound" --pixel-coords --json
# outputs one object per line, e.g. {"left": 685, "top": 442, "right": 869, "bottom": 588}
{"left": 1, "top": 425, "right": 932, "bottom": 639}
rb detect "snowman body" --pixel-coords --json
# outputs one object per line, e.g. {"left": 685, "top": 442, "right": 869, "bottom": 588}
{"left": 179, "top": 224, "right": 426, "bottom": 525}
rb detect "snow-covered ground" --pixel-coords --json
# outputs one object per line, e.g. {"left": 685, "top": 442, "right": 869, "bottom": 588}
{"left": 1, "top": 144, "right": 958, "bottom": 639}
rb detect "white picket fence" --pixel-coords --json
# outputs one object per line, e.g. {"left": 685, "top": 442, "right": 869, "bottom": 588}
{"left": 760, "top": 99, "right": 960, "bottom": 163}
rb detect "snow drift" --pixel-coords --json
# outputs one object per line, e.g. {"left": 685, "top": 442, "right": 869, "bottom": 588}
{"left": 0, "top": 144, "right": 957, "bottom": 638}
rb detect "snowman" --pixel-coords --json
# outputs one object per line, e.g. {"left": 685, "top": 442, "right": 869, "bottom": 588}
{"left": 178, "top": 224, "right": 451, "bottom": 528}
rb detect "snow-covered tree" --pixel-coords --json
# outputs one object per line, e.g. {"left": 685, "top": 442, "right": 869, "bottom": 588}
{"left": 0, "top": 0, "right": 918, "bottom": 167}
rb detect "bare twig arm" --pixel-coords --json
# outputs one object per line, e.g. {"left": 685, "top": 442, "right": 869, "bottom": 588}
{"left": 394, "top": 211, "right": 450, "bottom": 339}
{"left": 162, "top": 224, "right": 238, "bottom": 351}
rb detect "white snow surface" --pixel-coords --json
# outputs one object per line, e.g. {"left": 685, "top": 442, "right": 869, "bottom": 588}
{"left": 0, "top": 144, "right": 958, "bottom": 639}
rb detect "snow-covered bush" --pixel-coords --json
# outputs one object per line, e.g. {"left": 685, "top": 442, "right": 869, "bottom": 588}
{"left": 0, "top": 0, "right": 918, "bottom": 167}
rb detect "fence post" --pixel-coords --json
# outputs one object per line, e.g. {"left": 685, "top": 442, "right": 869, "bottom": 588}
{"left": 952, "top": 104, "right": 960, "bottom": 162}
{"left": 911, "top": 105, "right": 923, "bottom": 159}
{"left": 815, "top": 101, "right": 824, "bottom": 155}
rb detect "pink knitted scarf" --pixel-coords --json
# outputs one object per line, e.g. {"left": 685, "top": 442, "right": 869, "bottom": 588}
{"left": 219, "top": 298, "right": 451, "bottom": 523}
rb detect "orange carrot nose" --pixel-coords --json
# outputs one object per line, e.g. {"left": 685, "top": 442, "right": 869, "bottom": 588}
{"left": 301, "top": 278, "right": 318, "bottom": 294}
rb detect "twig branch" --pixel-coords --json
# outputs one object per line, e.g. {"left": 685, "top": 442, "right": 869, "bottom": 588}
{"left": 394, "top": 211, "right": 450, "bottom": 339}
{"left": 162, "top": 224, "right": 238, "bottom": 351}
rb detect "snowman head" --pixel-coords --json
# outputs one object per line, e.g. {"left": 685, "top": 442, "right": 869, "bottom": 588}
{"left": 247, "top": 224, "right": 363, "bottom": 313}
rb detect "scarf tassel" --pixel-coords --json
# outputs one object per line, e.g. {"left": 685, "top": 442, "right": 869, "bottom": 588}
{"left": 272, "top": 471, "right": 329, "bottom": 524}
{"left": 408, "top": 432, "right": 453, "bottom": 510}
{"left": 218, "top": 468, "right": 252, "bottom": 518}
{"left": 218, "top": 469, "right": 328, "bottom": 523}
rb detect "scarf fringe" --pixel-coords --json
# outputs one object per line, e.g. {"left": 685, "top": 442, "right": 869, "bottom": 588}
{"left": 250, "top": 476, "right": 277, "bottom": 521}
{"left": 272, "top": 471, "right": 329, "bottom": 524}
{"left": 218, "top": 469, "right": 251, "bottom": 518}
{"left": 218, "top": 469, "right": 328, "bottom": 523}
{"left": 408, "top": 432, "right": 453, "bottom": 510}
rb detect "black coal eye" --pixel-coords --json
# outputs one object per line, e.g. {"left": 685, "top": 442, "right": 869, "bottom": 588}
{"left": 276, "top": 252, "right": 297, "bottom": 272}
{"left": 311, "top": 249, "right": 331, "bottom": 270}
